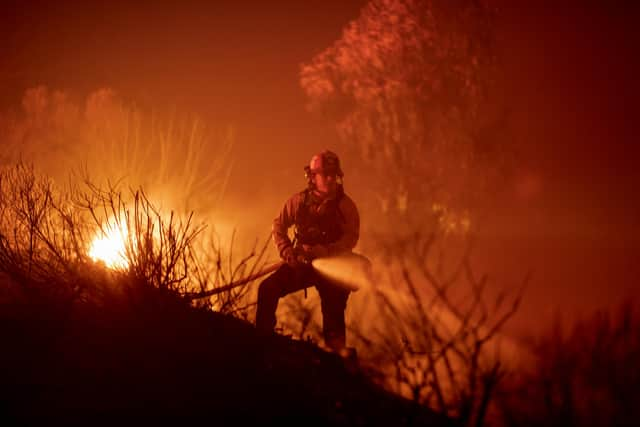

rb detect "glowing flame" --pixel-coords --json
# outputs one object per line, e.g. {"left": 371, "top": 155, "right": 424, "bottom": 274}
{"left": 89, "top": 218, "right": 129, "bottom": 269}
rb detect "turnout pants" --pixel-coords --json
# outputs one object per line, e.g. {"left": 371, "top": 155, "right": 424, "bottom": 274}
{"left": 255, "top": 263, "right": 350, "bottom": 351}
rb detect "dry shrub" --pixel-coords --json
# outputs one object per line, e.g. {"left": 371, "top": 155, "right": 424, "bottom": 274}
{"left": 0, "top": 86, "right": 264, "bottom": 316}
{"left": 278, "top": 222, "right": 526, "bottom": 426}
{"left": 495, "top": 301, "right": 640, "bottom": 427}
{"left": 352, "top": 230, "right": 526, "bottom": 426}
{"left": 0, "top": 162, "right": 263, "bottom": 317}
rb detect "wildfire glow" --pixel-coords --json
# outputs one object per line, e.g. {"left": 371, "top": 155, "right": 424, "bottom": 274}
{"left": 89, "top": 218, "right": 129, "bottom": 269}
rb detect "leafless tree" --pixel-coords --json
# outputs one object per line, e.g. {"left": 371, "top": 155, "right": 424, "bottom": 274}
{"left": 349, "top": 230, "right": 527, "bottom": 426}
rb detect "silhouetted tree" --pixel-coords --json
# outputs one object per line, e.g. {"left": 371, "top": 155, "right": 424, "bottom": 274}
{"left": 301, "top": 0, "right": 512, "bottom": 231}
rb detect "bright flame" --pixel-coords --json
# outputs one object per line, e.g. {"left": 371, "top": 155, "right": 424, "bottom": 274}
{"left": 89, "top": 218, "right": 129, "bottom": 269}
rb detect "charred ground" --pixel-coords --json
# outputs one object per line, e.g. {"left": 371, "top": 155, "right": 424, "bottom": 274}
{"left": 0, "top": 271, "right": 453, "bottom": 426}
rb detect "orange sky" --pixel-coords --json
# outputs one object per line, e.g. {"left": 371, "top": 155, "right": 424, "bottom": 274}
{"left": 1, "top": 0, "right": 638, "bottom": 333}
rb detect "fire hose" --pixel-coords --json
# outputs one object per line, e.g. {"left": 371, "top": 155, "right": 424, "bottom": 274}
{"left": 182, "top": 252, "right": 372, "bottom": 300}
{"left": 182, "top": 260, "right": 284, "bottom": 300}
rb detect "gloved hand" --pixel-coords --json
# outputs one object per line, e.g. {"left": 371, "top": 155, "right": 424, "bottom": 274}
{"left": 303, "top": 244, "right": 329, "bottom": 260}
{"left": 281, "top": 246, "right": 299, "bottom": 268}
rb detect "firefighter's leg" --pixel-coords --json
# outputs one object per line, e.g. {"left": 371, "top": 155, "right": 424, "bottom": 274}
{"left": 255, "top": 264, "right": 307, "bottom": 333}
{"left": 316, "top": 280, "right": 350, "bottom": 351}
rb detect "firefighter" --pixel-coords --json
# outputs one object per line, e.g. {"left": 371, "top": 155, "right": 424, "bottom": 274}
{"left": 255, "top": 150, "right": 360, "bottom": 352}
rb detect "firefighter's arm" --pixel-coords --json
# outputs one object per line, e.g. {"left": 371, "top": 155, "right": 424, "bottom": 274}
{"left": 272, "top": 194, "right": 300, "bottom": 259}
{"left": 326, "top": 195, "right": 360, "bottom": 255}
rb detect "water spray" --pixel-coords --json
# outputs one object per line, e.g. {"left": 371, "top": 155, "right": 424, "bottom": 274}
{"left": 311, "top": 253, "right": 373, "bottom": 292}
{"left": 183, "top": 252, "right": 373, "bottom": 300}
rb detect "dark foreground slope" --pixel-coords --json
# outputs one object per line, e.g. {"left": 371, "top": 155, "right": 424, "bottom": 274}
{"left": 0, "top": 275, "right": 453, "bottom": 427}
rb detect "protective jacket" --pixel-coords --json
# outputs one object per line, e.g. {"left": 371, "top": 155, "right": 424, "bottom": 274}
{"left": 272, "top": 186, "right": 360, "bottom": 259}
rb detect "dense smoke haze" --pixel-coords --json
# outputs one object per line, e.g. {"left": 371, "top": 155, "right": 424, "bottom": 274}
{"left": 1, "top": 0, "right": 638, "bottom": 340}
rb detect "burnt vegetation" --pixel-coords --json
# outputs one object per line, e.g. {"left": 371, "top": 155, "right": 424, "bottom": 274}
{"left": 0, "top": 163, "right": 454, "bottom": 426}
{"left": 2, "top": 163, "right": 635, "bottom": 427}
{"left": 495, "top": 302, "right": 640, "bottom": 427}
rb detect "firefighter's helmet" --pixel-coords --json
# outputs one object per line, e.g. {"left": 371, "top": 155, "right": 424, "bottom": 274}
{"left": 304, "top": 150, "right": 344, "bottom": 184}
